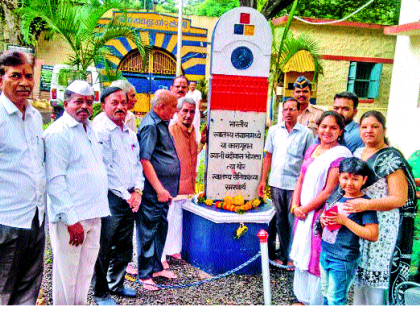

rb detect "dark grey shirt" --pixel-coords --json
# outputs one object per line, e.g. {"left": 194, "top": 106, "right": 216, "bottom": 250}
{"left": 137, "top": 110, "right": 180, "bottom": 198}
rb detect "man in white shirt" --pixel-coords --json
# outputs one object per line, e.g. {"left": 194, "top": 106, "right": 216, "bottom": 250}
{"left": 91, "top": 87, "right": 144, "bottom": 305}
{"left": 186, "top": 81, "right": 202, "bottom": 142}
{"left": 111, "top": 80, "right": 138, "bottom": 132}
{"left": 257, "top": 98, "right": 313, "bottom": 267}
{"left": 0, "top": 50, "right": 46, "bottom": 305}
{"left": 44, "top": 80, "right": 110, "bottom": 305}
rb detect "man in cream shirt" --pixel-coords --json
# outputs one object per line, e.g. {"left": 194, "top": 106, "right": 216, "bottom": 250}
{"left": 44, "top": 80, "right": 110, "bottom": 305}
{"left": 0, "top": 50, "right": 46, "bottom": 305}
{"left": 91, "top": 86, "right": 144, "bottom": 305}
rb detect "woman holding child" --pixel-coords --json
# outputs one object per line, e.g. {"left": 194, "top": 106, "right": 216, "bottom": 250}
{"left": 289, "top": 111, "right": 352, "bottom": 305}
{"left": 326, "top": 110, "right": 417, "bottom": 305}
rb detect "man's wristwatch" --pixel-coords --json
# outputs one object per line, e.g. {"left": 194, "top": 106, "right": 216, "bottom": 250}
{"left": 134, "top": 188, "right": 143, "bottom": 196}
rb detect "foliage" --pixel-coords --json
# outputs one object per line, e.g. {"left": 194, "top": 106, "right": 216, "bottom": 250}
{"left": 102, "top": 0, "right": 148, "bottom": 10}
{"left": 91, "top": 102, "right": 103, "bottom": 120}
{"left": 43, "top": 121, "right": 53, "bottom": 130}
{"left": 154, "top": 0, "right": 207, "bottom": 15}
{"left": 183, "top": 0, "right": 400, "bottom": 25}
{"left": 268, "top": 0, "right": 302, "bottom": 124}
{"left": 270, "top": 29, "right": 323, "bottom": 85}
{"left": 18, "top": 0, "right": 150, "bottom": 75}
{"left": 411, "top": 207, "right": 420, "bottom": 277}
{"left": 195, "top": 0, "right": 240, "bottom": 17}
{"left": 196, "top": 77, "right": 208, "bottom": 101}
{"left": 280, "top": 0, "right": 401, "bottom": 25}
{"left": 154, "top": 0, "right": 178, "bottom": 13}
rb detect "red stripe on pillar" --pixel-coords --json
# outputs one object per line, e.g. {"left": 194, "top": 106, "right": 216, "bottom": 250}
{"left": 210, "top": 74, "right": 268, "bottom": 112}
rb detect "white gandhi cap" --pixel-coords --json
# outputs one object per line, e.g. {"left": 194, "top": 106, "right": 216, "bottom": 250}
{"left": 66, "top": 80, "right": 94, "bottom": 96}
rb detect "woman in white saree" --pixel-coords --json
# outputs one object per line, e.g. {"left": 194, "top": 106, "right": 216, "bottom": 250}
{"left": 289, "top": 111, "right": 352, "bottom": 305}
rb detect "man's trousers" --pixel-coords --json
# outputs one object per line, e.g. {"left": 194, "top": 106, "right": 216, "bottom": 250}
{"left": 49, "top": 217, "right": 101, "bottom": 305}
{"left": 92, "top": 191, "right": 135, "bottom": 299}
{"left": 135, "top": 194, "right": 169, "bottom": 280}
{"left": 268, "top": 187, "right": 295, "bottom": 262}
{"left": 0, "top": 209, "right": 45, "bottom": 305}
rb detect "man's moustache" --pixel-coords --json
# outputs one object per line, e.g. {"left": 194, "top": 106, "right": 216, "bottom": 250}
{"left": 77, "top": 109, "right": 90, "bottom": 115}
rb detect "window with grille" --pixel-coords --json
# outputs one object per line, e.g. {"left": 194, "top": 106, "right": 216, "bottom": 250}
{"left": 347, "top": 62, "right": 383, "bottom": 99}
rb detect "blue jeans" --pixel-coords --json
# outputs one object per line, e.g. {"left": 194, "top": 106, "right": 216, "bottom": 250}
{"left": 320, "top": 251, "right": 359, "bottom": 305}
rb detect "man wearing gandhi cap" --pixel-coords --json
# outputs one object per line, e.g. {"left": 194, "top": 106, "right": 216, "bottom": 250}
{"left": 44, "top": 80, "right": 110, "bottom": 305}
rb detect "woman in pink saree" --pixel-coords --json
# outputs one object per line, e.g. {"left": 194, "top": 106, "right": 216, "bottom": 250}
{"left": 289, "top": 111, "right": 352, "bottom": 305}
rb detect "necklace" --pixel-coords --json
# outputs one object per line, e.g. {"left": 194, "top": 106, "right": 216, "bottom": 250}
{"left": 361, "top": 143, "right": 387, "bottom": 161}
{"left": 312, "top": 143, "right": 337, "bottom": 158}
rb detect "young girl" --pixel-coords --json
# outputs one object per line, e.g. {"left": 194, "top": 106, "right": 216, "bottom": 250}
{"left": 320, "top": 157, "right": 379, "bottom": 305}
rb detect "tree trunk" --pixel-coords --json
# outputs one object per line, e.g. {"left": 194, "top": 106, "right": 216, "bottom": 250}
{"left": 239, "top": 0, "right": 257, "bottom": 10}
{"left": 259, "top": 0, "right": 295, "bottom": 19}
{"left": 2, "top": 0, "right": 22, "bottom": 45}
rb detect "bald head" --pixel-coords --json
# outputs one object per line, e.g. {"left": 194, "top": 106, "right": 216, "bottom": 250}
{"left": 151, "top": 89, "right": 178, "bottom": 121}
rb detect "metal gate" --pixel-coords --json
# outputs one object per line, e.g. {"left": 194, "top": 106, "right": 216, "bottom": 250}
{"left": 119, "top": 49, "right": 178, "bottom": 115}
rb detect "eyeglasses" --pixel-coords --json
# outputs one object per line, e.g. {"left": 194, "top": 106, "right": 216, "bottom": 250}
{"left": 282, "top": 108, "right": 298, "bottom": 112}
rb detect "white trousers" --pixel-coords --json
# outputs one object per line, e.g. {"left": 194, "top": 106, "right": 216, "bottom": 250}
{"left": 49, "top": 218, "right": 101, "bottom": 305}
{"left": 353, "top": 286, "right": 386, "bottom": 305}
{"left": 161, "top": 199, "right": 185, "bottom": 261}
{"left": 293, "top": 268, "right": 324, "bottom": 305}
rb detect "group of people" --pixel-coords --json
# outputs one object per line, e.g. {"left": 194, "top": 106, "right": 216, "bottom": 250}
{"left": 0, "top": 48, "right": 417, "bottom": 306}
{"left": 0, "top": 49, "right": 205, "bottom": 305}
{"left": 259, "top": 76, "right": 417, "bottom": 305}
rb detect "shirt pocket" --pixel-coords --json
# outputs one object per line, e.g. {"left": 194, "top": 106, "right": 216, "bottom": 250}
{"left": 30, "top": 135, "right": 45, "bottom": 164}
{"left": 287, "top": 140, "right": 304, "bottom": 157}
{"left": 127, "top": 143, "right": 138, "bottom": 164}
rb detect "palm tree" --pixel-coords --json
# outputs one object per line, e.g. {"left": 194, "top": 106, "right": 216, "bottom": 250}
{"left": 270, "top": 29, "right": 323, "bottom": 89}
{"left": 267, "top": 0, "right": 323, "bottom": 124}
{"left": 18, "top": 0, "right": 149, "bottom": 76}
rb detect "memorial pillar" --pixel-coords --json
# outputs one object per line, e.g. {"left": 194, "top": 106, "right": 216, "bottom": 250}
{"left": 205, "top": 7, "right": 273, "bottom": 201}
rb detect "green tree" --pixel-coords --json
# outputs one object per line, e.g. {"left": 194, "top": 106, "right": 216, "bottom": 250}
{"left": 193, "top": 0, "right": 294, "bottom": 18}
{"left": 189, "top": 0, "right": 400, "bottom": 25}
{"left": 154, "top": 0, "right": 206, "bottom": 15}
{"left": 280, "top": 0, "right": 401, "bottom": 25}
{"left": 18, "top": 0, "right": 149, "bottom": 74}
{"left": 196, "top": 0, "right": 239, "bottom": 17}
{"left": 155, "top": 0, "right": 178, "bottom": 13}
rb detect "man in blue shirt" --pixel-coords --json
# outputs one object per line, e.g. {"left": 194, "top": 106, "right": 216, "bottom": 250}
{"left": 136, "top": 89, "right": 180, "bottom": 291}
{"left": 257, "top": 98, "right": 313, "bottom": 267}
{"left": 332, "top": 91, "right": 364, "bottom": 153}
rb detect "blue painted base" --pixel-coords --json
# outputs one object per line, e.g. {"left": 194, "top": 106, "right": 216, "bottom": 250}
{"left": 181, "top": 203, "right": 273, "bottom": 276}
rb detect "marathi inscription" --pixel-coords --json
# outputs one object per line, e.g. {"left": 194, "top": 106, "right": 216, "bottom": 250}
{"left": 229, "top": 120, "right": 249, "bottom": 128}
{"left": 209, "top": 151, "right": 261, "bottom": 160}
{"left": 206, "top": 110, "right": 266, "bottom": 200}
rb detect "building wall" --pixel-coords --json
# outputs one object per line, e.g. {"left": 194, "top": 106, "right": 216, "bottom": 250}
{"left": 36, "top": 36, "right": 73, "bottom": 65}
{"left": 34, "top": 11, "right": 219, "bottom": 100}
{"left": 386, "top": 0, "right": 420, "bottom": 157}
{"left": 281, "top": 21, "right": 396, "bottom": 115}
{"left": 166, "top": 14, "right": 218, "bottom": 79}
